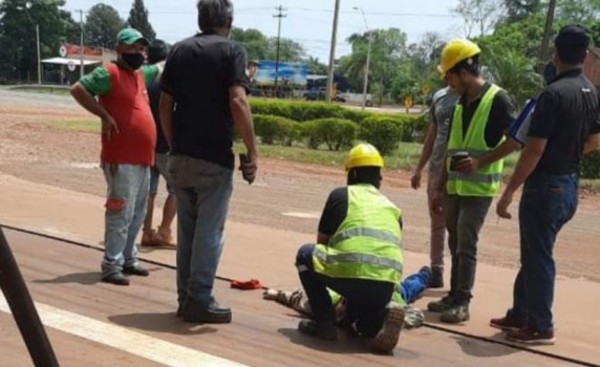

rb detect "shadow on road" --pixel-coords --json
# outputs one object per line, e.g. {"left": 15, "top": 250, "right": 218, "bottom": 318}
{"left": 34, "top": 271, "right": 100, "bottom": 285}
{"left": 278, "top": 327, "right": 420, "bottom": 359}
{"left": 109, "top": 312, "right": 218, "bottom": 336}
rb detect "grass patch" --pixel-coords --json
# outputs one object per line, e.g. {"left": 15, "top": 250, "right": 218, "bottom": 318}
{"left": 50, "top": 119, "right": 99, "bottom": 133}
{"left": 8, "top": 85, "right": 71, "bottom": 96}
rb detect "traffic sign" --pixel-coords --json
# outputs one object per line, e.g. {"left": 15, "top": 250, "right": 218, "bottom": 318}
{"left": 67, "top": 61, "right": 77, "bottom": 72}
{"left": 421, "top": 84, "right": 430, "bottom": 95}
{"left": 59, "top": 45, "right": 68, "bottom": 58}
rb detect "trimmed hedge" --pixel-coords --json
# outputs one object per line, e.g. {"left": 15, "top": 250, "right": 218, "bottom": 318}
{"left": 302, "top": 118, "right": 358, "bottom": 151}
{"left": 358, "top": 116, "right": 404, "bottom": 155}
{"left": 249, "top": 98, "right": 429, "bottom": 152}
{"left": 253, "top": 114, "right": 298, "bottom": 145}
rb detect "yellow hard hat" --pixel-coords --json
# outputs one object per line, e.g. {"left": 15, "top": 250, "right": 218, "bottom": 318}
{"left": 438, "top": 38, "right": 481, "bottom": 77}
{"left": 345, "top": 143, "right": 384, "bottom": 170}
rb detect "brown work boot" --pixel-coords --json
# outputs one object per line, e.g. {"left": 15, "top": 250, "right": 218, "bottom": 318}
{"left": 506, "top": 326, "right": 555, "bottom": 345}
{"left": 141, "top": 229, "right": 160, "bottom": 247}
{"left": 490, "top": 315, "right": 527, "bottom": 332}
{"left": 157, "top": 226, "right": 176, "bottom": 247}
{"left": 371, "top": 304, "right": 405, "bottom": 355}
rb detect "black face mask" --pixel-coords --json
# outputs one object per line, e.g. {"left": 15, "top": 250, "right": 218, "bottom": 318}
{"left": 121, "top": 52, "right": 145, "bottom": 70}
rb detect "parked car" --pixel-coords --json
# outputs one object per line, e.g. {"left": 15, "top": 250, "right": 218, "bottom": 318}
{"left": 303, "top": 88, "right": 346, "bottom": 102}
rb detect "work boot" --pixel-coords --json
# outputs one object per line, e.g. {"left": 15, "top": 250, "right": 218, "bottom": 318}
{"left": 490, "top": 315, "right": 527, "bottom": 332}
{"left": 429, "top": 266, "right": 444, "bottom": 288}
{"left": 440, "top": 304, "right": 470, "bottom": 324}
{"left": 101, "top": 272, "right": 130, "bottom": 286}
{"left": 371, "top": 304, "right": 405, "bottom": 355}
{"left": 298, "top": 320, "right": 338, "bottom": 341}
{"left": 157, "top": 226, "right": 176, "bottom": 247}
{"left": 183, "top": 297, "right": 232, "bottom": 324}
{"left": 123, "top": 264, "right": 150, "bottom": 277}
{"left": 427, "top": 295, "right": 455, "bottom": 313}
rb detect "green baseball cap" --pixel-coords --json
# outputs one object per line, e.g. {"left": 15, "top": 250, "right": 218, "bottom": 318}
{"left": 116, "top": 28, "right": 149, "bottom": 46}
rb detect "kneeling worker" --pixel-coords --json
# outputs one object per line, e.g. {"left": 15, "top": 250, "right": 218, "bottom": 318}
{"left": 295, "top": 143, "right": 405, "bottom": 354}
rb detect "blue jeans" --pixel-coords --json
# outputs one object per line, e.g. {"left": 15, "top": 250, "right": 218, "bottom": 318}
{"left": 168, "top": 155, "right": 233, "bottom": 307}
{"left": 101, "top": 164, "right": 150, "bottom": 277}
{"left": 399, "top": 268, "right": 430, "bottom": 304}
{"left": 508, "top": 173, "right": 578, "bottom": 332}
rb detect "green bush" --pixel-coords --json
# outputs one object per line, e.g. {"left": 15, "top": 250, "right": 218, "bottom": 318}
{"left": 302, "top": 118, "right": 358, "bottom": 151}
{"left": 253, "top": 114, "right": 297, "bottom": 145}
{"left": 358, "top": 116, "right": 404, "bottom": 155}
{"left": 581, "top": 150, "right": 600, "bottom": 179}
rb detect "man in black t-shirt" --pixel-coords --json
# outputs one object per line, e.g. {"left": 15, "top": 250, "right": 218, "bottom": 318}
{"left": 159, "top": 0, "right": 257, "bottom": 325}
{"left": 493, "top": 26, "right": 600, "bottom": 345}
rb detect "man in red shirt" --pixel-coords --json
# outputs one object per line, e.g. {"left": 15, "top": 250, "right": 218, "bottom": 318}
{"left": 70, "top": 28, "right": 160, "bottom": 286}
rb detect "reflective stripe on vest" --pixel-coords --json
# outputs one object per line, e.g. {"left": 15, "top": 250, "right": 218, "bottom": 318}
{"left": 313, "top": 247, "right": 404, "bottom": 273}
{"left": 329, "top": 227, "right": 402, "bottom": 248}
{"left": 447, "top": 84, "right": 505, "bottom": 197}
{"left": 447, "top": 172, "right": 503, "bottom": 184}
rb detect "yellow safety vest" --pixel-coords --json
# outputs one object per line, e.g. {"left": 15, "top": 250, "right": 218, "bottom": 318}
{"left": 312, "top": 184, "right": 404, "bottom": 286}
{"left": 447, "top": 84, "right": 505, "bottom": 197}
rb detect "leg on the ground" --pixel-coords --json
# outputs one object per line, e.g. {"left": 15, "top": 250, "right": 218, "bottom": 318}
{"left": 122, "top": 165, "right": 150, "bottom": 276}
{"left": 399, "top": 267, "right": 431, "bottom": 304}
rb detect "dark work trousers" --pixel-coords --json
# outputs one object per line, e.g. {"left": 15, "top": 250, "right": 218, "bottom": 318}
{"left": 507, "top": 173, "right": 578, "bottom": 332}
{"left": 295, "top": 244, "right": 395, "bottom": 337}
{"left": 445, "top": 194, "right": 492, "bottom": 305}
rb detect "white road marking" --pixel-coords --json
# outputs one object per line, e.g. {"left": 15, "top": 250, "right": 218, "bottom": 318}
{"left": 281, "top": 212, "right": 320, "bottom": 219}
{"left": 0, "top": 295, "right": 248, "bottom": 367}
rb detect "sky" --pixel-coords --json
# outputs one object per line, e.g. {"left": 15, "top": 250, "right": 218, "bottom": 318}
{"left": 63, "top": 0, "right": 465, "bottom": 61}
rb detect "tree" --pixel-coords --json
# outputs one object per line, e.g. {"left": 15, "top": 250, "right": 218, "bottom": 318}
{"left": 231, "top": 28, "right": 269, "bottom": 60}
{"left": 0, "top": 0, "right": 73, "bottom": 81}
{"left": 452, "top": 0, "right": 503, "bottom": 37}
{"left": 126, "top": 0, "right": 156, "bottom": 42}
{"left": 266, "top": 38, "right": 306, "bottom": 62}
{"left": 341, "top": 28, "right": 408, "bottom": 105}
{"left": 503, "top": 0, "right": 542, "bottom": 22}
{"left": 85, "top": 3, "right": 125, "bottom": 49}
{"left": 485, "top": 48, "right": 544, "bottom": 107}
{"left": 306, "top": 56, "right": 328, "bottom": 75}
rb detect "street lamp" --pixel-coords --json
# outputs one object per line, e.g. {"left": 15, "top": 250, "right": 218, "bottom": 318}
{"left": 353, "top": 7, "right": 371, "bottom": 110}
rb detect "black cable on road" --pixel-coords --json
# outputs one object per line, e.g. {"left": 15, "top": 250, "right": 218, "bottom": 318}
{"left": 1, "top": 223, "right": 598, "bottom": 367}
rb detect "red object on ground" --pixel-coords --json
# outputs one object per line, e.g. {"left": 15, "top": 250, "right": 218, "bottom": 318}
{"left": 230, "top": 279, "right": 262, "bottom": 290}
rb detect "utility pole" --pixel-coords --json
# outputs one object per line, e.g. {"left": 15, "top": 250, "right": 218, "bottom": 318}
{"left": 36, "top": 24, "right": 41, "bottom": 84}
{"left": 78, "top": 9, "right": 85, "bottom": 79}
{"left": 354, "top": 7, "right": 371, "bottom": 110}
{"left": 273, "top": 5, "right": 287, "bottom": 97}
{"left": 539, "top": 0, "right": 557, "bottom": 69}
{"left": 326, "top": 0, "right": 341, "bottom": 103}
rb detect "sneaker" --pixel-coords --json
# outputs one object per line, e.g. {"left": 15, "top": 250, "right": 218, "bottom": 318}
{"left": 183, "top": 298, "right": 232, "bottom": 324}
{"left": 298, "top": 319, "right": 338, "bottom": 341}
{"left": 123, "top": 264, "right": 150, "bottom": 277}
{"left": 490, "top": 315, "right": 527, "bottom": 332}
{"left": 157, "top": 226, "right": 176, "bottom": 247}
{"left": 506, "top": 326, "right": 555, "bottom": 345}
{"left": 371, "top": 304, "right": 405, "bottom": 355}
{"left": 101, "top": 272, "right": 130, "bottom": 286}
{"left": 440, "top": 304, "right": 470, "bottom": 324}
{"left": 141, "top": 229, "right": 160, "bottom": 247}
{"left": 429, "top": 266, "right": 444, "bottom": 288}
{"left": 427, "top": 295, "right": 455, "bottom": 313}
